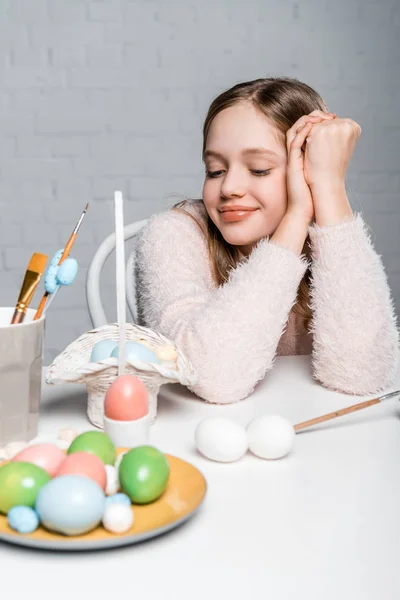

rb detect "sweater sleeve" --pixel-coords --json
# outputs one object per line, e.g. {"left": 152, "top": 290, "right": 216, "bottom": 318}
{"left": 308, "top": 212, "right": 399, "bottom": 396}
{"left": 134, "top": 209, "right": 309, "bottom": 404}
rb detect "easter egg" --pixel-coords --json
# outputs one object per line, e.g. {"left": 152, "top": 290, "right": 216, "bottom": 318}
{"left": 67, "top": 431, "right": 116, "bottom": 465}
{"left": 119, "top": 446, "right": 170, "bottom": 504}
{"left": 104, "top": 375, "right": 148, "bottom": 421}
{"left": 44, "top": 263, "right": 60, "bottom": 294}
{"left": 0, "top": 462, "right": 51, "bottom": 514}
{"left": 35, "top": 475, "right": 105, "bottom": 536}
{"left": 102, "top": 503, "right": 134, "bottom": 534}
{"left": 90, "top": 339, "right": 118, "bottom": 363}
{"left": 195, "top": 417, "right": 248, "bottom": 463}
{"left": 105, "top": 493, "right": 131, "bottom": 508}
{"left": 12, "top": 443, "right": 65, "bottom": 477}
{"left": 247, "top": 415, "right": 295, "bottom": 460}
{"left": 154, "top": 344, "right": 178, "bottom": 362}
{"left": 56, "top": 451, "right": 107, "bottom": 490}
{"left": 56, "top": 257, "right": 78, "bottom": 286}
{"left": 8, "top": 506, "right": 39, "bottom": 534}
{"left": 111, "top": 341, "right": 161, "bottom": 364}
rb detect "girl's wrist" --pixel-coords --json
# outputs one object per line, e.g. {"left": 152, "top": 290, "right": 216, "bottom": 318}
{"left": 271, "top": 212, "right": 310, "bottom": 256}
{"left": 310, "top": 181, "right": 353, "bottom": 226}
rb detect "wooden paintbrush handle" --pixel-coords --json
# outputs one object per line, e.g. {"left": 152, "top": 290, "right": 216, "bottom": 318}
{"left": 33, "top": 293, "right": 48, "bottom": 321}
{"left": 294, "top": 398, "right": 381, "bottom": 432}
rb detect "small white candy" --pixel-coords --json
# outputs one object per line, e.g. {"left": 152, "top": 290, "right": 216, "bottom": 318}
{"left": 3, "top": 442, "right": 29, "bottom": 460}
{"left": 114, "top": 451, "right": 127, "bottom": 471}
{"left": 195, "top": 417, "right": 248, "bottom": 463}
{"left": 105, "top": 464, "right": 120, "bottom": 496}
{"left": 247, "top": 415, "right": 295, "bottom": 460}
{"left": 102, "top": 503, "right": 134, "bottom": 534}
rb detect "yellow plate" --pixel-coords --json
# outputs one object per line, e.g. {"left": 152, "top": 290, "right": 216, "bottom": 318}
{"left": 0, "top": 450, "right": 207, "bottom": 551}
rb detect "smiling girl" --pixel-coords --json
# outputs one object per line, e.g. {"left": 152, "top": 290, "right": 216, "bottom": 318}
{"left": 134, "top": 77, "right": 399, "bottom": 404}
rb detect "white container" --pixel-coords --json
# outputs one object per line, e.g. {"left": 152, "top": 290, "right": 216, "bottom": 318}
{"left": 103, "top": 413, "right": 150, "bottom": 448}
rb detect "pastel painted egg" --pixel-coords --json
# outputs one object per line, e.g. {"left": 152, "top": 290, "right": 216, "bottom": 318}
{"left": 35, "top": 475, "right": 105, "bottom": 536}
{"left": 12, "top": 443, "right": 65, "bottom": 477}
{"left": 195, "top": 417, "right": 248, "bottom": 463}
{"left": 56, "top": 451, "right": 107, "bottom": 490}
{"left": 90, "top": 339, "right": 118, "bottom": 363}
{"left": 247, "top": 415, "right": 295, "bottom": 460}
{"left": 119, "top": 446, "right": 170, "bottom": 504}
{"left": 154, "top": 344, "right": 178, "bottom": 362}
{"left": 67, "top": 431, "right": 116, "bottom": 465}
{"left": 102, "top": 503, "right": 134, "bottom": 534}
{"left": 44, "top": 263, "right": 59, "bottom": 294}
{"left": 111, "top": 341, "right": 161, "bottom": 364}
{"left": 105, "top": 493, "right": 131, "bottom": 508}
{"left": 0, "top": 462, "right": 51, "bottom": 514}
{"left": 105, "top": 464, "right": 120, "bottom": 496}
{"left": 56, "top": 257, "right": 78, "bottom": 286}
{"left": 8, "top": 506, "right": 39, "bottom": 534}
{"left": 104, "top": 375, "right": 148, "bottom": 421}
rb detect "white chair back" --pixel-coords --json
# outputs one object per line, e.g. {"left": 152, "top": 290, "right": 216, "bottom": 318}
{"left": 86, "top": 219, "right": 148, "bottom": 328}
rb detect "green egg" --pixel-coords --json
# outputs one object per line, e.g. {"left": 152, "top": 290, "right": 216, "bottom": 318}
{"left": 0, "top": 462, "right": 51, "bottom": 514}
{"left": 67, "top": 431, "right": 116, "bottom": 465}
{"left": 119, "top": 445, "right": 170, "bottom": 504}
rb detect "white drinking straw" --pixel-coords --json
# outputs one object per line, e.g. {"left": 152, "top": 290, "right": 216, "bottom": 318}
{"left": 114, "top": 191, "right": 126, "bottom": 376}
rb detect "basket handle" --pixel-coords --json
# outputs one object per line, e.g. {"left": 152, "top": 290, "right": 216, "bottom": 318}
{"left": 86, "top": 219, "right": 148, "bottom": 328}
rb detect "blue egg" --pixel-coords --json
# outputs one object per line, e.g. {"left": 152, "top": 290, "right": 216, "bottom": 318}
{"left": 35, "top": 475, "right": 105, "bottom": 536}
{"left": 8, "top": 506, "right": 39, "bottom": 534}
{"left": 56, "top": 258, "right": 78, "bottom": 286}
{"left": 44, "top": 263, "right": 59, "bottom": 294}
{"left": 90, "top": 339, "right": 118, "bottom": 363}
{"left": 50, "top": 249, "right": 64, "bottom": 267}
{"left": 105, "top": 493, "right": 132, "bottom": 508}
{"left": 111, "top": 341, "right": 161, "bottom": 364}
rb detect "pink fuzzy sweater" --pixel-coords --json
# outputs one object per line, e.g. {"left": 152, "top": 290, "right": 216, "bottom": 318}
{"left": 134, "top": 200, "right": 399, "bottom": 404}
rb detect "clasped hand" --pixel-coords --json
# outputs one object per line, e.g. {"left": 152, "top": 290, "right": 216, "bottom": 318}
{"left": 285, "top": 110, "right": 361, "bottom": 225}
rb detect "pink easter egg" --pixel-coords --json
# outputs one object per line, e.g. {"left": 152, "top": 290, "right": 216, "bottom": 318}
{"left": 56, "top": 451, "right": 107, "bottom": 490}
{"left": 12, "top": 443, "right": 65, "bottom": 477}
{"left": 104, "top": 375, "right": 149, "bottom": 421}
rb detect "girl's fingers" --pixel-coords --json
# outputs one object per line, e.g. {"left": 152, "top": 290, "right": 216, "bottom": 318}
{"left": 288, "top": 121, "right": 313, "bottom": 164}
{"left": 286, "top": 112, "right": 335, "bottom": 150}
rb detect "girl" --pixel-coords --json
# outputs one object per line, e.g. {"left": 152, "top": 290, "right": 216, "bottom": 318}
{"left": 134, "top": 77, "right": 399, "bottom": 404}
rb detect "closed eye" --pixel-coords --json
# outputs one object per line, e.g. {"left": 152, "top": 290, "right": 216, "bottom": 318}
{"left": 251, "top": 169, "right": 272, "bottom": 176}
{"left": 205, "top": 169, "right": 225, "bottom": 178}
{"left": 205, "top": 168, "right": 272, "bottom": 178}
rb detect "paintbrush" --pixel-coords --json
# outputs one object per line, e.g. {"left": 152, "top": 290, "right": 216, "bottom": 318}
{"left": 33, "top": 203, "right": 89, "bottom": 321}
{"left": 11, "top": 253, "right": 48, "bottom": 324}
{"left": 294, "top": 389, "right": 400, "bottom": 432}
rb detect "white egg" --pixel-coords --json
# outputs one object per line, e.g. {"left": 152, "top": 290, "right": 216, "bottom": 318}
{"left": 105, "top": 464, "right": 120, "bottom": 496}
{"left": 247, "top": 415, "right": 295, "bottom": 460}
{"left": 102, "top": 503, "right": 134, "bottom": 534}
{"left": 195, "top": 417, "right": 248, "bottom": 463}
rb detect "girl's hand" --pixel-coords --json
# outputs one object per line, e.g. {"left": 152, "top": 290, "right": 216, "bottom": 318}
{"left": 303, "top": 117, "right": 361, "bottom": 189}
{"left": 285, "top": 110, "right": 336, "bottom": 225}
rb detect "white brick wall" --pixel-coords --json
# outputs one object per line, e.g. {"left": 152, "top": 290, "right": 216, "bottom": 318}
{"left": 0, "top": 0, "right": 399, "bottom": 364}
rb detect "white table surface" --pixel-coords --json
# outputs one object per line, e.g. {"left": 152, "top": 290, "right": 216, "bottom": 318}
{"left": 1, "top": 355, "right": 400, "bottom": 600}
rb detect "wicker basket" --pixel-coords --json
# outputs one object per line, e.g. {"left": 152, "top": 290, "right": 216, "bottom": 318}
{"left": 45, "top": 322, "right": 197, "bottom": 428}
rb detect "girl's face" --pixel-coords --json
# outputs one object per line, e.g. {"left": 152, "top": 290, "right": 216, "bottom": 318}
{"left": 202, "top": 102, "right": 288, "bottom": 256}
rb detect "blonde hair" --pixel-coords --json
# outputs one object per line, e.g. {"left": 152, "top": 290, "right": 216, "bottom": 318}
{"left": 172, "top": 77, "right": 328, "bottom": 332}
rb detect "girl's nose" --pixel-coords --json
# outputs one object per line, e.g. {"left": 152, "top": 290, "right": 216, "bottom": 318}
{"left": 220, "top": 171, "right": 246, "bottom": 199}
